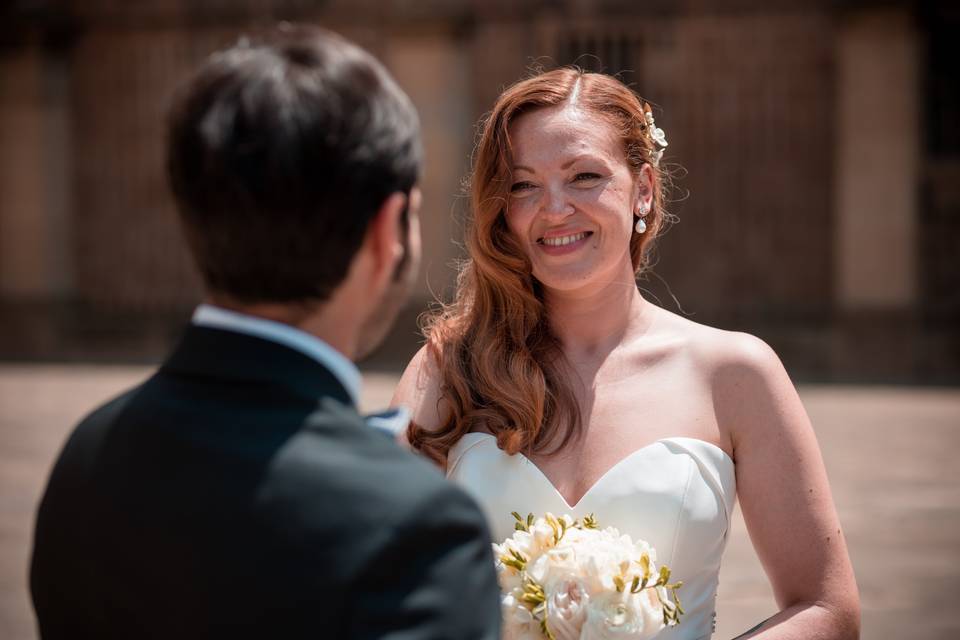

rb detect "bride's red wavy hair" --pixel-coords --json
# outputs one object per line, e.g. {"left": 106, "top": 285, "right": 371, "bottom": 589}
{"left": 409, "top": 68, "right": 669, "bottom": 466}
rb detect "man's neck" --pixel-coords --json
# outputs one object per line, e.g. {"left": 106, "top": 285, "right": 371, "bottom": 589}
{"left": 205, "top": 295, "right": 358, "bottom": 360}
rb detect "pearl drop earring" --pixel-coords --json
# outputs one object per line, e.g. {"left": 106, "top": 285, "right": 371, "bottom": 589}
{"left": 635, "top": 203, "right": 649, "bottom": 234}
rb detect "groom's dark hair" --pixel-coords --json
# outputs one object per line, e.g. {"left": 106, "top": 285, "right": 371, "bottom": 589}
{"left": 166, "top": 24, "right": 421, "bottom": 303}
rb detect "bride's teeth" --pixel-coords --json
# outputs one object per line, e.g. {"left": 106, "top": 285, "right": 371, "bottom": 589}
{"left": 543, "top": 232, "right": 587, "bottom": 247}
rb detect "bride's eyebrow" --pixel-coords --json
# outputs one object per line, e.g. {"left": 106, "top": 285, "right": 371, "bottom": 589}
{"left": 561, "top": 154, "right": 607, "bottom": 169}
{"left": 512, "top": 155, "right": 606, "bottom": 174}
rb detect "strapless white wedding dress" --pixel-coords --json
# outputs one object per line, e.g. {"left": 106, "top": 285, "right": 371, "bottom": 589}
{"left": 447, "top": 433, "right": 737, "bottom": 640}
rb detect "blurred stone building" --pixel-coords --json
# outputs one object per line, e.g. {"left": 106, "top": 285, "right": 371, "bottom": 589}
{"left": 0, "top": 0, "right": 956, "bottom": 380}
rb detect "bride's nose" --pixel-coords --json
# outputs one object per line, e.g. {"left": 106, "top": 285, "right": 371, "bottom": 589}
{"left": 540, "top": 184, "right": 574, "bottom": 220}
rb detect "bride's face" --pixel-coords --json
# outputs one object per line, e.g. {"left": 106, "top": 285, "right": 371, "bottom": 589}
{"left": 505, "top": 105, "right": 649, "bottom": 294}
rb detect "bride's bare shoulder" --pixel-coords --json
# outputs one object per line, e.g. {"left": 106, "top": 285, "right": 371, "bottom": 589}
{"left": 654, "top": 307, "right": 799, "bottom": 443}
{"left": 392, "top": 344, "right": 449, "bottom": 433}
{"left": 653, "top": 307, "right": 785, "bottom": 382}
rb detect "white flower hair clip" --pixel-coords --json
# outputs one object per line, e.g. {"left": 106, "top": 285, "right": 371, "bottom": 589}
{"left": 644, "top": 110, "right": 668, "bottom": 167}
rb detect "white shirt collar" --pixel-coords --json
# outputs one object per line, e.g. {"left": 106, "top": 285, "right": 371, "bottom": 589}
{"left": 191, "top": 303, "right": 361, "bottom": 406}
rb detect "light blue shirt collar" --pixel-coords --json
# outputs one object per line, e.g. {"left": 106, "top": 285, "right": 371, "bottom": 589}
{"left": 191, "top": 303, "right": 362, "bottom": 406}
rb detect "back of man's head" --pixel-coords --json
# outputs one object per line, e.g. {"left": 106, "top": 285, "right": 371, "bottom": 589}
{"left": 167, "top": 24, "right": 422, "bottom": 304}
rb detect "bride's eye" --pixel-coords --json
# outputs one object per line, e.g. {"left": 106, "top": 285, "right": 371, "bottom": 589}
{"left": 510, "top": 181, "right": 536, "bottom": 193}
{"left": 573, "top": 172, "right": 603, "bottom": 183}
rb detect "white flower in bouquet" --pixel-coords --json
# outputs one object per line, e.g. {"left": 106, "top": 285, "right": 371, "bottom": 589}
{"left": 502, "top": 589, "right": 541, "bottom": 640}
{"left": 579, "top": 529, "right": 645, "bottom": 593}
{"left": 493, "top": 512, "right": 683, "bottom": 640}
{"left": 544, "top": 578, "right": 590, "bottom": 640}
{"left": 530, "top": 516, "right": 559, "bottom": 549}
{"left": 581, "top": 590, "right": 662, "bottom": 640}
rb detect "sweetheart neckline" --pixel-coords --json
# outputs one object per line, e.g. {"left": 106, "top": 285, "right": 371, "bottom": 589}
{"left": 450, "top": 433, "right": 735, "bottom": 510}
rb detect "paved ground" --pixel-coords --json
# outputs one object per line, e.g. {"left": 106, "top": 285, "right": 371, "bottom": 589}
{"left": 2, "top": 364, "right": 958, "bottom": 639}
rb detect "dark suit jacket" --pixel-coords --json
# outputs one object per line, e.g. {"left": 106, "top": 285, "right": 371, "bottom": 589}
{"left": 30, "top": 325, "right": 501, "bottom": 639}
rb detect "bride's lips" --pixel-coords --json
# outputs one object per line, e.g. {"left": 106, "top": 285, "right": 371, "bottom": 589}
{"left": 535, "top": 231, "right": 594, "bottom": 256}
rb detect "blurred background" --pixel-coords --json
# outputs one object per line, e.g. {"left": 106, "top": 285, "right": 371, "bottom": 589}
{"left": 1, "top": 0, "right": 958, "bottom": 378}
{"left": 1, "top": 0, "right": 958, "bottom": 638}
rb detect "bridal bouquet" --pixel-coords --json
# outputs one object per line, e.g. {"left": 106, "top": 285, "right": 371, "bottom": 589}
{"left": 493, "top": 512, "right": 683, "bottom": 640}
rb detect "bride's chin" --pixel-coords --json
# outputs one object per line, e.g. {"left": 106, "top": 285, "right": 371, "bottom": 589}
{"left": 532, "top": 268, "right": 598, "bottom": 294}
{"left": 532, "top": 255, "right": 635, "bottom": 295}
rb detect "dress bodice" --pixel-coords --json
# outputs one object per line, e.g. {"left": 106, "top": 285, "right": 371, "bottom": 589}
{"left": 447, "top": 433, "right": 737, "bottom": 640}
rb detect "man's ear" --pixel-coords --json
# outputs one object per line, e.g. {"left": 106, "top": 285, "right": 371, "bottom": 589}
{"left": 364, "top": 191, "right": 408, "bottom": 288}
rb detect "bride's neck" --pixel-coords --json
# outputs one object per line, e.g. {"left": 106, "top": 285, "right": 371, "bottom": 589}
{"left": 544, "top": 278, "right": 652, "bottom": 362}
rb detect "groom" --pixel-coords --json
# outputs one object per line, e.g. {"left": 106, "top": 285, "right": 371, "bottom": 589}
{"left": 30, "top": 25, "right": 500, "bottom": 639}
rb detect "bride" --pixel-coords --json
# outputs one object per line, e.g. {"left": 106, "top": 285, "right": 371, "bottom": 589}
{"left": 392, "top": 68, "right": 859, "bottom": 639}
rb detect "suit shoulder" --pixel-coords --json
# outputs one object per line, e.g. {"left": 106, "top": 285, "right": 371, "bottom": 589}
{"left": 259, "top": 406, "right": 490, "bottom": 579}
{"left": 51, "top": 384, "right": 145, "bottom": 474}
{"left": 269, "top": 400, "right": 478, "bottom": 520}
